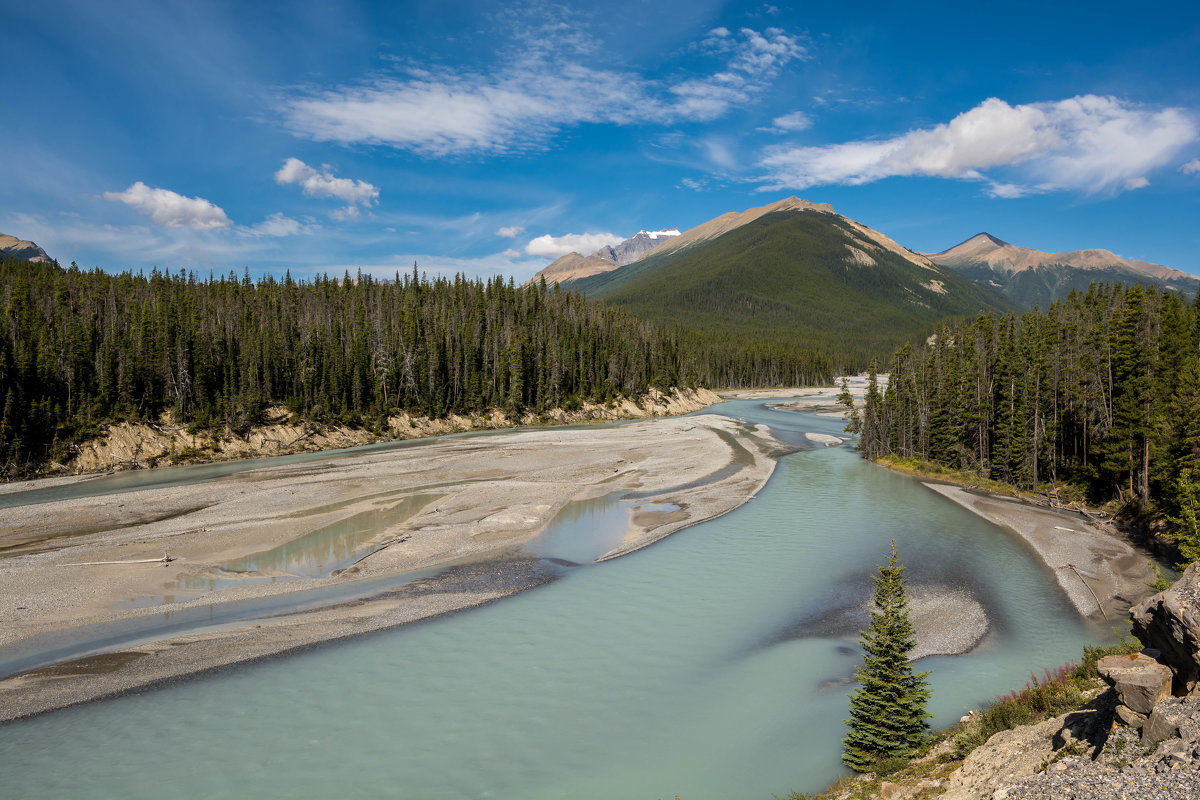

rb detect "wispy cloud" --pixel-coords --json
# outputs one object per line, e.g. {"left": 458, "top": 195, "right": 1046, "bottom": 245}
{"left": 1182, "top": 158, "right": 1200, "bottom": 175}
{"left": 757, "top": 95, "right": 1198, "bottom": 197}
{"left": 525, "top": 232, "right": 623, "bottom": 259}
{"left": 275, "top": 158, "right": 379, "bottom": 206}
{"left": 496, "top": 225, "right": 525, "bottom": 238}
{"left": 761, "top": 110, "right": 812, "bottom": 133}
{"left": 278, "top": 27, "right": 806, "bottom": 156}
{"left": 238, "top": 212, "right": 314, "bottom": 238}
{"left": 102, "top": 182, "right": 231, "bottom": 230}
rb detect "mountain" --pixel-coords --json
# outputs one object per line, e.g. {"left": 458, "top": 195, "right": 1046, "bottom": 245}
{"left": 567, "top": 199, "right": 1013, "bottom": 366}
{"left": 530, "top": 229, "right": 678, "bottom": 285}
{"left": 0, "top": 233, "right": 51, "bottom": 263}
{"left": 926, "top": 233, "right": 1198, "bottom": 307}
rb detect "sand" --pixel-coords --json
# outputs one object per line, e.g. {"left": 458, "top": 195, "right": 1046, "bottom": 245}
{"left": 0, "top": 413, "right": 782, "bottom": 722}
{"left": 923, "top": 483, "right": 1160, "bottom": 622}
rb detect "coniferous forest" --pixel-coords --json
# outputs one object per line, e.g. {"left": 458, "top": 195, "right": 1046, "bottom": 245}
{"left": 0, "top": 256, "right": 832, "bottom": 476}
{"left": 857, "top": 283, "right": 1200, "bottom": 562}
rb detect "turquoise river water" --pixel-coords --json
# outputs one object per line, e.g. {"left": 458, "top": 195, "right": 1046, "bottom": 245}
{"left": 0, "top": 398, "right": 1115, "bottom": 799}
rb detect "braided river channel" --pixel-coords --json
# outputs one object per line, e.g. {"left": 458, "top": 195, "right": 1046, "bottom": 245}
{"left": 0, "top": 398, "right": 1115, "bottom": 799}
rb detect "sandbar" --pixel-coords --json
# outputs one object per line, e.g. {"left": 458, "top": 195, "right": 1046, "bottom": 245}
{"left": 0, "top": 414, "right": 783, "bottom": 722}
{"left": 923, "top": 483, "right": 1160, "bottom": 622}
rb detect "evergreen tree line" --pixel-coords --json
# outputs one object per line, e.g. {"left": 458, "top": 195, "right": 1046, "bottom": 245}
{"left": 0, "top": 256, "right": 831, "bottom": 476}
{"left": 856, "top": 283, "right": 1200, "bottom": 562}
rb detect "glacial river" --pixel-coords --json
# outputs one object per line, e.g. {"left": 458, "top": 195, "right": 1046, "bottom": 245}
{"left": 0, "top": 398, "right": 1112, "bottom": 799}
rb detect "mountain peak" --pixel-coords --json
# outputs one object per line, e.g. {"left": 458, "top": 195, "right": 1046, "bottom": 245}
{"left": 930, "top": 232, "right": 1011, "bottom": 258}
{"left": 973, "top": 232, "right": 1011, "bottom": 248}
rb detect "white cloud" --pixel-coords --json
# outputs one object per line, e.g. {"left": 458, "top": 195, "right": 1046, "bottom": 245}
{"left": 103, "top": 182, "right": 231, "bottom": 230}
{"left": 766, "top": 111, "right": 812, "bottom": 132}
{"left": 238, "top": 213, "right": 310, "bottom": 237}
{"left": 680, "top": 177, "right": 708, "bottom": 191}
{"left": 496, "top": 225, "right": 525, "bottom": 238}
{"left": 758, "top": 95, "right": 1198, "bottom": 197}
{"left": 1182, "top": 158, "right": 1200, "bottom": 175}
{"left": 275, "top": 158, "right": 379, "bottom": 206}
{"left": 985, "top": 182, "right": 1034, "bottom": 199}
{"left": 279, "top": 27, "right": 806, "bottom": 156}
{"left": 525, "top": 232, "right": 623, "bottom": 259}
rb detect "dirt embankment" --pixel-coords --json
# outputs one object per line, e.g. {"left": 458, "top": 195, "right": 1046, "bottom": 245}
{"left": 59, "top": 387, "right": 722, "bottom": 476}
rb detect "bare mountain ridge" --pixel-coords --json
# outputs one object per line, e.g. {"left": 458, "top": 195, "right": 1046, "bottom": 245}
{"left": 0, "top": 233, "right": 51, "bottom": 264}
{"left": 529, "top": 228, "right": 680, "bottom": 285}
{"left": 928, "top": 232, "right": 1194, "bottom": 283}
{"left": 925, "top": 232, "right": 1197, "bottom": 307}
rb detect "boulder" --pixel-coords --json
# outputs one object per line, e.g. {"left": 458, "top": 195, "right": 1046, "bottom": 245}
{"left": 1130, "top": 560, "right": 1200, "bottom": 695}
{"left": 1096, "top": 653, "right": 1173, "bottom": 714}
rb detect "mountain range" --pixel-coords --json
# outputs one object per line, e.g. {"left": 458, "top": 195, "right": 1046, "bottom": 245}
{"left": 925, "top": 233, "right": 1198, "bottom": 307}
{"left": 527, "top": 198, "right": 1196, "bottom": 366}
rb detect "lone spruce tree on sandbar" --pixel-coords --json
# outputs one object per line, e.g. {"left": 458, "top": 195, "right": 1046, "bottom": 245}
{"left": 842, "top": 541, "right": 932, "bottom": 772}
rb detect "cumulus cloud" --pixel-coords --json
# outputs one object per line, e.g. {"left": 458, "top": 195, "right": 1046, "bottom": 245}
{"left": 279, "top": 27, "right": 805, "bottom": 156}
{"left": 275, "top": 158, "right": 379, "bottom": 207}
{"left": 758, "top": 95, "right": 1198, "bottom": 197}
{"left": 496, "top": 225, "right": 525, "bottom": 238}
{"left": 1182, "top": 158, "right": 1200, "bottom": 175}
{"left": 525, "top": 232, "right": 623, "bottom": 259}
{"left": 103, "top": 182, "right": 231, "bottom": 230}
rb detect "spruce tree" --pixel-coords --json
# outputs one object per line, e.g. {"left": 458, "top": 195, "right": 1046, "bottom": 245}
{"left": 842, "top": 541, "right": 932, "bottom": 772}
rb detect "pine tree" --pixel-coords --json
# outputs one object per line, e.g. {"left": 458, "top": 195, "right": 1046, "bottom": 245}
{"left": 842, "top": 541, "right": 932, "bottom": 772}
{"left": 838, "top": 376, "right": 860, "bottom": 435}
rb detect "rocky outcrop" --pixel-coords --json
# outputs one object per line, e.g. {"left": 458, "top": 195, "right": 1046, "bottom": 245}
{"left": 1097, "top": 652, "right": 1173, "bottom": 726}
{"left": 1130, "top": 561, "right": 1200, "bottom": 694}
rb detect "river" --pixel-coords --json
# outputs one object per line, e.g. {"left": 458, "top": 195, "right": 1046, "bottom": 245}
{"left": 0, "top": 398, "right": 1111, "bottom": 799}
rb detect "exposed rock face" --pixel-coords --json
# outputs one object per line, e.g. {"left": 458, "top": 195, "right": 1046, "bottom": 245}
{"left": 592, "top": 229, "right": 680, "bottom": 267}
{"left": 0, "top": 233, "right": 52, "bottom": 263}
{"left": 1131, "top": 561, "right": 1200, "bottom": 695}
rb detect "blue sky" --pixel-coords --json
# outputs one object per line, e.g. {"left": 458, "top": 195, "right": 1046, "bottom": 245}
{"left": 3, "top": 0, "right": 1199, "bottom": 281}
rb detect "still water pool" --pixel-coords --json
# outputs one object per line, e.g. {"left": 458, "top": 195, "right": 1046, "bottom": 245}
{"left": 0, "top": 399, "right": 1113, "bottom": 799}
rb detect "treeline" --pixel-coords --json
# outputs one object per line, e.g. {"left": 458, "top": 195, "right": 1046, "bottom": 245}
{"left": 857, "top": 283, "right": 1200, "bottom": 561}
{"left": 0, "top": 257, "right": 691, "bottom": 475}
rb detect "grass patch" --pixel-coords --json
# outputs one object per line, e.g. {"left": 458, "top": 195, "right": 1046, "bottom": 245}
{"left": 874, "top": 455, "right": 1025, "bottom": 497}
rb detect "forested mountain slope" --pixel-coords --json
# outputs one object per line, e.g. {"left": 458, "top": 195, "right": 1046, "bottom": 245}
{"left": 573, "top": 207, "right": 1015, "bottom": 369}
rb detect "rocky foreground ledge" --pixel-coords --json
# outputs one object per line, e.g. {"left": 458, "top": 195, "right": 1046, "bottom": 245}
{"left": 819, "top": 562, "right": 1200, "bottom": 800}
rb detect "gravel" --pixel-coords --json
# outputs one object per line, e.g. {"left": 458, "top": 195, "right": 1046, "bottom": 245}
{"left": 1000, "top": 697, "right": 1200, "bottom": 800}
